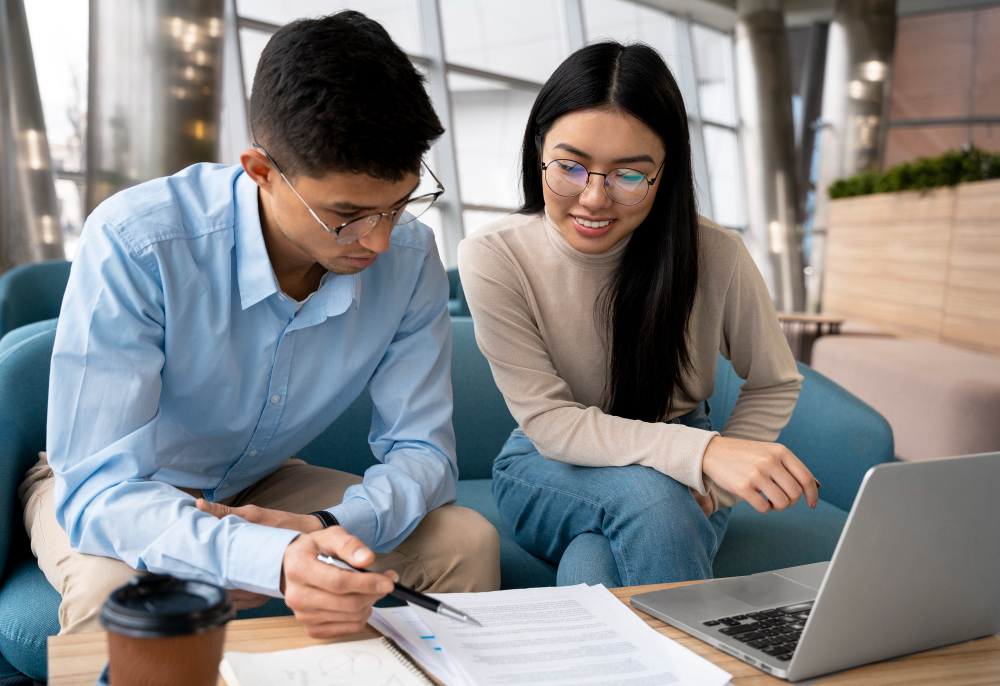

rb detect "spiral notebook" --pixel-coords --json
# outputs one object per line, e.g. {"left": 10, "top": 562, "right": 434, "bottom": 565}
{"left": 219, "top": 636, "right": 435, "bottom": 686}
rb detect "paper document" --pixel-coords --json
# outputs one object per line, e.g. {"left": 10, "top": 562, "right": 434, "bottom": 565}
{"left": 370, "top": 584, "right": 730, "bottom": 686}
{"left": 219, "top": 637, "right": 434, "bottom": 686}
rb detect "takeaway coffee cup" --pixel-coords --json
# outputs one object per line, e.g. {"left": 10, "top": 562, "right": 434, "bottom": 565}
{"left": 99, "top": 574, "right": 234, "bottom": 686}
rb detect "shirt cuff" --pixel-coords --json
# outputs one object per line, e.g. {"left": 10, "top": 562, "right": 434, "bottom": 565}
{"left": 329, "top": 498, "right": 379, "bottom": 549}
{"left": 226, "top": 523, "right": 301, "bottom": 596}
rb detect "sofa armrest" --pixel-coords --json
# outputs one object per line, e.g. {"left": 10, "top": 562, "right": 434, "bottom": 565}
{"left": 0, "top": 324, "right": 57, "bottom": 578}
{"left": 778, "top": 363, "right": 895, "bottom": 512}
{"left": 709, "top": 355, "right": 895, "bottom": 512}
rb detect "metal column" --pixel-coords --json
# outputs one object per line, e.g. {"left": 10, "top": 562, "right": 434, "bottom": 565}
{"left": 0, "top": 0, "right": 64, "bottom": 271}
{"left": 735, "top": 0, "right": 805, "bottom": 312}
{"left": 809, "top": 0, "right": 895, "bottom": 312}
{"left": 218, "top": 0, "right": 250, "bottom": 165}
{"left": 86, "top": 0, "right": 226, "bottom": 214}
{"left": 417, "top": 0, "right": 464, "bottom": 267}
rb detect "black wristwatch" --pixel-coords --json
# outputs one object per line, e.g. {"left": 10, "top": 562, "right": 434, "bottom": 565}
{"left": 309, "top": 510, "right": 339, "bottom": 528}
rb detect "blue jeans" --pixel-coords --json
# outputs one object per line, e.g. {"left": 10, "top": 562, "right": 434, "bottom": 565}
{"left": 492, "top": 404, "right": 730, "bottom": 587}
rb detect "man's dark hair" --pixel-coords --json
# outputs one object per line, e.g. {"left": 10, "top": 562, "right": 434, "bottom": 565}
{"left": 249, "top": 11, "right": 443, "bottom": 181}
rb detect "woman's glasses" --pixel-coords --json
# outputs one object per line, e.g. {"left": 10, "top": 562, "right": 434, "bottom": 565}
{"left": 541, "top": 158, "right": 665, "bottom": 206}
{"left": 253, "top": 142, "right": 444, "bottom": 245}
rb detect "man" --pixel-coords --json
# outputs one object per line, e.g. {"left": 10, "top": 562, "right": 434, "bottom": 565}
{"left": 18, "top": 11, "right": 500, "bottom": 637}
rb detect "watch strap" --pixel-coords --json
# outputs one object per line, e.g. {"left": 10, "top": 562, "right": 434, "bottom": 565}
{"left": 309, "top": 510, "right": 339, "bottom": 528}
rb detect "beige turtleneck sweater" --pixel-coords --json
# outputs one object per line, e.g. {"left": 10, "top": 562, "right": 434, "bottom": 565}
{"left": 457, "top": 211, "right": 803, "bottom": 511}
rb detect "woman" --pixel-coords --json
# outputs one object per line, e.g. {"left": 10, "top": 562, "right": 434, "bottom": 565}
{"left": 457, "top": 41, "right": 818, "bottom": 588}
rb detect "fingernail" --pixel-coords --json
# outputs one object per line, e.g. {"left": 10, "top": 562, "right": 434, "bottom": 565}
{"left": 353, "top": 550, "right": 368, "bottom": 564}
{"left": 815, "top": 479, "right": 822, "bottom": 489}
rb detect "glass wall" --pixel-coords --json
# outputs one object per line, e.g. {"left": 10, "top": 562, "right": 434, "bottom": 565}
{"left": 23, "top": 0, "right": 89, "bottom": 258}
{"left": 883, "top": 5, "right": 1000, "bottom": 168}
{"left": 29, "top": 0, "right": 744, "bottom": 264}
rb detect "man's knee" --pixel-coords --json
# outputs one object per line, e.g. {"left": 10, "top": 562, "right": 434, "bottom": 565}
{"left": 413, "top": 505, "right": 500, "bottom": 593}
{"left": 58, "top": 555, "right": 143, "bottom": 634}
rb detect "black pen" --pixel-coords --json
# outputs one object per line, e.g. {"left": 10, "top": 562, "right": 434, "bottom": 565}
{"left": 316, "top": 554, "right": 482, "bottom": 627}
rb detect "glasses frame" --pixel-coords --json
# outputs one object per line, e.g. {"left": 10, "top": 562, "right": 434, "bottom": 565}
{"left": 252, "top": 142, "right": 445, "bottom": 244}
{"left": 540, "top": 158, "right": 666, "bottom": 206}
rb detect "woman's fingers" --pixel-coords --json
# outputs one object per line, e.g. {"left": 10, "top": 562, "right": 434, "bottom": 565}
{"left": 743, "top": 489, "right": 773, "bottom": 514}
{"left": 781, "top": 452, "right": 820, "bottom": 508}
{"left": 755, "top": 476, "right": 792, "bottom": 511}
{"left": 768, "top": 461, "right": 804, "bottom": 509}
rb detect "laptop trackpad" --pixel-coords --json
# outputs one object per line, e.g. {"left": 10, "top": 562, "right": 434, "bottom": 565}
{"left": 716, "top": 575, "right": 816, "bottom": 607}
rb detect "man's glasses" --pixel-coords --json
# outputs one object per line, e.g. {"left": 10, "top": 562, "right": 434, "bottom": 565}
{"left": 541, "top": 158, "right": 665, "bottom": 206}
{"left": 253, "top": 142, "right": 444, "bottom": 245}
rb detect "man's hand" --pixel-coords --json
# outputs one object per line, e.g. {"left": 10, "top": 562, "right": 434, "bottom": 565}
{"left": 195, "top": 498, "right": 325, "bottom": 533}
{"left": 702, "top": 436, "right": 820, "bottom": 514}
{"left": 228, "top": 589, "right": 270, "bottom": 611}
{"left": 196, "top": 498, "right": 326, "bottom": 611}
{"left": 281, "top": 527, "right": 399, "bottom": 638}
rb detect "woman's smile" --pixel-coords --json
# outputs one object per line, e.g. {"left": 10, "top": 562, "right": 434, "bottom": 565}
{"left": 571, "top": 215, "right": 617, "bottom": 238}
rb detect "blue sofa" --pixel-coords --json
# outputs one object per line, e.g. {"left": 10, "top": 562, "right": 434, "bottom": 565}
{"left": 0, "top": 315, "right": 893, "bottom": 682}
{"left": 0, "top": 260, "right": 72, "bottom": 341}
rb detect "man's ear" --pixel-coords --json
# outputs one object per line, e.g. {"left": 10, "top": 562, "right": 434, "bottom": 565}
{"left": 241, "top": 148, "right": 278, "bottom": 193}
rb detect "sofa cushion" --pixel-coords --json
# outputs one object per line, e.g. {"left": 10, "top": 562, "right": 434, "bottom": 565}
{"left": 812, "top": 336, "right": 1000, "bottom": 461}
{"left": 0, "top": 318, "right": 58, "bottom": 356}
{"left": 455, "top": 479, "right": 556, "bottom": 589}
{"left": 712, "top": 498, "right": 850, "bottom": 578}
{"left": 0, "top": 558, "right": 60, "bottom": 681}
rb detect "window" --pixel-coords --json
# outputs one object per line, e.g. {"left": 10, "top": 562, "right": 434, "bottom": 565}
{"left": 232, "top": 0, "right": 747, "bottom": 261}
{"left": 448, "top": 73, "right": 536, "bottom": 214}
{"left": 236, "top": 0, "right": 423, "bottom": 54}
{"left": 23, "top": 0, "right": 89, "bottom": 257}
{"left": 440, "top": 0, "right": 564, "bottom": 83}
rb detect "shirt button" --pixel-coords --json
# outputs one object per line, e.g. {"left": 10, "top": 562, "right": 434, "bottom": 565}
{"left": 249, "top": 450, "right": 258, "bottom": 457}
{"left": 270, "top": 394, "right": 280, "bottom": 404}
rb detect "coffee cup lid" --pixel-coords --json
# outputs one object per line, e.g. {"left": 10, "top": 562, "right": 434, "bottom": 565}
{"left": 100, "top": 575, "right": 234, "bottom": 638}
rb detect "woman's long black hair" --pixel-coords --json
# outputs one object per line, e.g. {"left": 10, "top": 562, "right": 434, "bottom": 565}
{"left": 520, "top": 41, "right": 700, "bottom": 423}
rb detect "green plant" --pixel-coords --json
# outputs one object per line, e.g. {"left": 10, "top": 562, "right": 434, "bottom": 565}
{"left": 828, "top": 146, "right": 1000, "bottom": 199}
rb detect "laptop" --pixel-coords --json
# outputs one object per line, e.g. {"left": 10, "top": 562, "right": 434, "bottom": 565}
{"left": 631, "top": 452, "right": 1000, "bottom": 681}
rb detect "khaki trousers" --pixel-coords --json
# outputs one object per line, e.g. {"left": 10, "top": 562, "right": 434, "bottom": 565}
{"left": 18, "top": 454, "right": 501, "bottom": 635}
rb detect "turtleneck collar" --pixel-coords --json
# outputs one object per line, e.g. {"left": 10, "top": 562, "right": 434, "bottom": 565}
{"left": 542, "top": 208, "right": 632, "bottom": 270}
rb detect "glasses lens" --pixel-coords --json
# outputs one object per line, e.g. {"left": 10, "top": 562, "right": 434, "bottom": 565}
{"left": 335, "top": 214, "right": 381, "bottom": 245}
{"left": 395, "top": 194, "right": 436, "bottom": 226}
{"left": 606, "top": 168, "right": 649, "bottom": 205}
{"left": 545, "top": 160, "right": 589, "bottom": 197}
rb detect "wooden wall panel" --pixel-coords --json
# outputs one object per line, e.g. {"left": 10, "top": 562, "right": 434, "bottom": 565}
{"left": 823, "top": 179, "right": 1000, "bottom": 357}
{"left": 942, "top": 182, "right": 1000, "bottom": 355}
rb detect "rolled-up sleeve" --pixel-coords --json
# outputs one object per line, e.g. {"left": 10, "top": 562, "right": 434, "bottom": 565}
{"left": 47, "top": 217, "right": 297, "bottom": 596}
{"left": 328, "top": 242, "right": 458, "bottom": 553}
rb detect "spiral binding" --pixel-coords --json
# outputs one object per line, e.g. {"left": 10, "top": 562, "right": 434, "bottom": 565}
{"left": 379, "top": 636, "right": 436, "bottom": 685}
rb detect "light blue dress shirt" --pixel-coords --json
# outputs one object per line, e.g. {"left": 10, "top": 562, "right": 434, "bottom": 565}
{"left": 47, "top": 163, "right": 457, "bottom": 596}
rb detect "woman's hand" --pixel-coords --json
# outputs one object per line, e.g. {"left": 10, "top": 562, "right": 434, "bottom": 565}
{"left": 701, "top": 436, "right": 819, "bottom": 513}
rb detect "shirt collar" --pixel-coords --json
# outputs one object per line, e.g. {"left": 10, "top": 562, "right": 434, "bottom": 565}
{"left": 234, "top": 171, "right": 280, "bottom": 310}
{"left": 233, "top": 171, "right": 365, "bottom": 318}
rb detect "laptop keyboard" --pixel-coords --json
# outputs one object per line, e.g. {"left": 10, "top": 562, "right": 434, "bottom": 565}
{"left": 702, "top": 601, "right": 813, "bottom": 662}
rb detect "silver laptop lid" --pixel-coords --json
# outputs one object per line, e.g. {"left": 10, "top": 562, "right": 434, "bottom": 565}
{"left": 788, "top": 452, "right": 1000, "bottom": 680}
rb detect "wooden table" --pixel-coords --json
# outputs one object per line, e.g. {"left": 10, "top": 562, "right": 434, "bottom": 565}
{"left": 48, "top": 581, "right": 1000, "bottom": 685}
